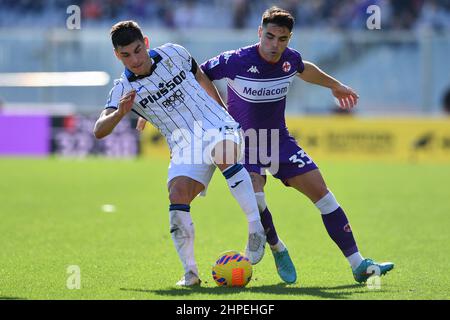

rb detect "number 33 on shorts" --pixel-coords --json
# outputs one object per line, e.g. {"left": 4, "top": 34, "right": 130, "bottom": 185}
{"left": 289, "top": 150, "right": 313, "bottom": 168}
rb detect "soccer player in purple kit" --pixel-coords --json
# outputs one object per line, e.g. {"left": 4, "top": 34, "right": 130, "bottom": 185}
{"left": 200, "top": 6, "right": 394, "bottom": 284}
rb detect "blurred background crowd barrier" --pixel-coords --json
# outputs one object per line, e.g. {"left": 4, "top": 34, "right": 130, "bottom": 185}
{"left": 0, "top": 0, "right": 449, "bottom": 160}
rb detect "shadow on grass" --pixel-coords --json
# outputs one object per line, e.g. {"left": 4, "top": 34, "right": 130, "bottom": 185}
{"left": 0, "top": 296, "right": 27, "bottom": 300}
{"left": 120, "top": 283, "right": 367, "bottom": 300}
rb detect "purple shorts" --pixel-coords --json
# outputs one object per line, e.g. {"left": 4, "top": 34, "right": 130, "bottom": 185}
{"left": 243, "top": 134, "right": 318, "bottom": 186}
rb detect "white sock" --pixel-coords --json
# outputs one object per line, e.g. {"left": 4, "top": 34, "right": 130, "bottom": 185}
{"left": 270, "top": 239, "right": 286, "bottom": 253}
{"left": 249, "top": 220, "right": 264, "bottom": 234}
{"left": 222, "top": 164, "right": 264, "bottom": 233}
{"left": 347, "top": 251, "right": 364, "bottom": 270}
{"left": 169, "top": 208, "right": 198, "bottom": 275}
{"left": 255, "top": 192, "right": 267, "bottom": 213}
{"left": 315, "top": 190, "right": 340, "bottom": 215}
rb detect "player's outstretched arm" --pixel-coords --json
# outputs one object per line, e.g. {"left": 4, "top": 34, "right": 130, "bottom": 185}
{"left": 298, "top": 61, "right": 359, "bottom": 110}
{"left": 194, "top": 67, "right": 227, "bottom": 109}
{"left": 93, "top": 90, "right": 136, "bottom": 139}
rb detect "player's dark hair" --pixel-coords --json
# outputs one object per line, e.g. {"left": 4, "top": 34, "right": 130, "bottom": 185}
{"left": 110, "top": 20, "right": 144, "bottom": 49}
{"left": 261, "top": 6, "right": 295, "bottom": 32}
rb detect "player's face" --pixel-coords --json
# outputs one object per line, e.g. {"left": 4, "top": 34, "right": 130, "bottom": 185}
{"left": 258, "top": 23, "right": 292, "bottom": 63}
{"left": 115, "top": 37, "right": 151, "bottom": 75}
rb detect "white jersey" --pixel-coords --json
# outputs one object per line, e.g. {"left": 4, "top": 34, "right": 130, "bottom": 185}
{"left": 105, "top": 43, "right": 236, "bottom": 151}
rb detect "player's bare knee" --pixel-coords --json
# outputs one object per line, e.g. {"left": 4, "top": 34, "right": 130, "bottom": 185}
{"left": 312, "top": 172, "right": 329, "bottom": 200}
{"left": 250, "top": 173, "right": 265, "bottom": 192}
{"left": 316, "top": 183, "right": 329, "bottom": 200}
{"left": 169, "top": 184, "right": 194, "bottom": 204}
{"left": 254, "top": 192, "right": 267, "bottom": 212}
{"left": 212, "top": 140, "right": 239, "bottom": 168}
{"left": 169, "top": 177, "right": 204, "bottom": 204}
{"left": 169, "top": 191, "right": 189, "bottom": 205}
{"left": 308, "top": 185, "right": 330, "bottom": 203}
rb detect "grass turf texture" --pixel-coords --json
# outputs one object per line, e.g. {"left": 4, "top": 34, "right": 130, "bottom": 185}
{"left": 0, "top": 158, "right": 449, "bottom": 300}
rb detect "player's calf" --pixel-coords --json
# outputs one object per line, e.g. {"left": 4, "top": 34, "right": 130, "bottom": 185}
{"left": 255, "top": 192, "right": 296, "bottom": 283}
{"left": 169, "top": 204, "right": 199, "bottom": 281}
{"left": 255, "top": 192, "right": 280, "bottom": 246}
{"left": 220, "top": 163, "right": 266, "bottom": 264}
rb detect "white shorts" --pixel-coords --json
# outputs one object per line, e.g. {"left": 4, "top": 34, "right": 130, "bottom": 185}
{"left": 167, "top": 121, "right": 243, "bottom": 196}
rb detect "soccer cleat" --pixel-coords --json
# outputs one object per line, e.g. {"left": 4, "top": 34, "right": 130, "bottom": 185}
{"left": 176, "top": 271, "right": 201, "bottom": 287}
{"left": 272, "top": 249, "right": 297, "bottom": 284}
{"left": 245, "top": 231, "right": 266, "bottom": 265}
{"left": 352, "top": 258, "right": 394, "bottom": 283}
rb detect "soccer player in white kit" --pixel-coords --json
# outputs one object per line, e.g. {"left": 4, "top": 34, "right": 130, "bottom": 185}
{"left": 93, "top": 21, "right": 266, "bottom": 286}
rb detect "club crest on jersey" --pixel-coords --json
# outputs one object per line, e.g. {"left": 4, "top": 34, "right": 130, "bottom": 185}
{"left": 164, "top": 60, "right": 174, "bottom": 72}
{"left": 247, "top": 66, "right": 260, "bottom": 74}
{"left": 282, "top": 61, "right": 291, "bottom": 72}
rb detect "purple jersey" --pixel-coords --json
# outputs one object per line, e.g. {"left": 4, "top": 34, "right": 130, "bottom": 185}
{"left": 200, "top": 44, "right": 304, "bottom": 137}
{"left": 201, "top": 44, "right": 318, "bottom": 183}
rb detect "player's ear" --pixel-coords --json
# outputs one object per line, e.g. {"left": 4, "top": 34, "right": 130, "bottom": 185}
{"left": 113, "top": 48, "right": 120, "bottom": 60}
{"left": 258, "top": 26, "right": 262, "bottom": 38}
{"left": 144, "top": 36, "right": 150, "bottom": 49}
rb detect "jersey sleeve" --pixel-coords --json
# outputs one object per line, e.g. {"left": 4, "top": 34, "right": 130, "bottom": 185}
{"left": 292, "top": 48, "right": 305, "bottom": 73}
{"left": 200, "top": 50, "right": 237, "bottom": 81}
{"left": 166, "top": 43, "right": 197, "bottom": 74}
{"left": 104, "top": 80, "right": 125, "bottom": 109}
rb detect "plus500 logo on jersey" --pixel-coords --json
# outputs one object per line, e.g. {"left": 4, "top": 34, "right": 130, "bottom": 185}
{"left": 139, "top": 70, "right": 186, "bottom": 108}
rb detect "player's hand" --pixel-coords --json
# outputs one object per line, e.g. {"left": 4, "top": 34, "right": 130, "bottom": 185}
{"left": 136, "top": 117, "right": 147, "bottom": 131}
{"left": 331, "top": 84, "right": 359, "bottom": 110}
{"left": 117, "top": 90, "right": 136, "bottom": 117}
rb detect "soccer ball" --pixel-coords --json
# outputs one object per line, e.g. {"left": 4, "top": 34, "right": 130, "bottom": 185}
{"left": 211, "top": 251, "right": 252, "bottom": 287}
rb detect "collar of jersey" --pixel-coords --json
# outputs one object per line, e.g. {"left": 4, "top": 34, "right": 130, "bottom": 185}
{"left": 125, "top": 50, "right": 161, "bottom": 82}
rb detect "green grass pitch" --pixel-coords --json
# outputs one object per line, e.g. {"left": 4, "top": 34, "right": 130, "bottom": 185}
{"left": 0, "top": 158, "right": 449, "bottom": 300}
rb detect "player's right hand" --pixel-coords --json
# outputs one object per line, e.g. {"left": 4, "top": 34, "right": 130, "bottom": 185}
{"left": 117, "top": 90, "right": 136, "bottom": 117}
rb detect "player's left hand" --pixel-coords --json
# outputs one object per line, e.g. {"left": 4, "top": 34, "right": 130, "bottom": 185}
{"left": 136, "top": 117, "right": 147, "bottom": 131}
{"left": 331, "top": 84, "right": 359, "bottom": 110}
